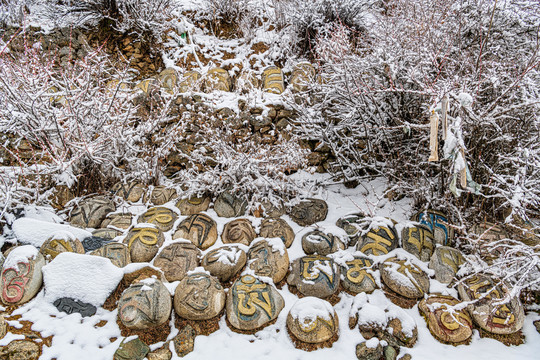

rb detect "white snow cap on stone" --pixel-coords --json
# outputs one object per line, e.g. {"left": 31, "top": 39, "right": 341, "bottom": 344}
{"left": 3, "top": 245, "right": 39, "bottom": 270}
{"left": 12, "top": 218, "right": 92, "bottom": 248}
{"left": 290, "top": 297, "right": 334, "bottom": 322}
{"left": 250, "top": 237, "right": 286, "bottom": 255}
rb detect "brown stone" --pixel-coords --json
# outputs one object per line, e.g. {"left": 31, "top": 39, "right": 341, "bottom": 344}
{"left": 287, "top": 255, "right": 340, "bottom": 298}
{"left": 144, "top": 186, "right": 177, "bottom": 205}
{"left": 259, "top": 218, "right": 295, "bottom": 248}
{"left": 101, "top": 213, "right": 133, "bottom": 230}
{"left": 147, "top": 346, "right": 172, "bottom": 360}
{"left": 138, "top": 207, "right": 178, "bottom": 232}
{"left": 289, "top": 199, "right": 328, "bottom": 226}
{"left": 175, "top": 195, "right": 210, "bottom": 215}
{"left": 262, "top": 66, "right": 284, "bottom": 94}
{"left": 173, "top": 214, "right": 217, "bottom": 250}
{"left": 69, "top": 196, "right": 115, "bottom": 228}
{"left": 247, "top": 238, "right": 289, "bottom": 284}
{"left": 114, "top": 337, "right": 150, "bottom": 360}
{"left": 51, "top": 185, "right": 75, "bottom": 209}
{"left": 123, "top": 226, "right": 165, "bottom": 263}
{"left": 202, "top": 245, "right": 247, "bottom": 282}
{"left": 290, "top": 62, "right": 316, "bottom": 92}
{"left": 91, "top": 242, "right": 131, "bottom": 267}
{"left": 286, "top": 297, "right": 339, "bottom": 344}
{"left": 178, "top": 71, "right": 201, "bottom": 92}
{"left": 205, "top": 68, "right": 231, "bottom": 92}
{"left": 174, "top": 273, "right": 226, "bottom": 320}
{"left": 301, "top": 230, "right": 344, "bottom": 255}
{"left": 384, "top": 317, "right": 418, "bottom": 348}
{"left": 380, "top": 257, "right": 430, "bottom": 299}
{"left": 1, "top": 246, "right": 45, "bottom": 305}
{"left": 111, "top": 181, "right": 146, "bottom": 203}
{"left": 341, "top": 257, "right": 377, "bottom": 294}
{"left": 159, "top": 68, "right": 178, "bottom": 93}
{"left": 0, "top": 314, "right": 6, "bottom": 339}
{"left": 153, "top": 242, "right": 200, "bottom": 282}
{"left": 401, "top": 225, "right": 434, "bottom": 262}
{"left": 222, "top": 219, "right": 257, "bottom": 246}
{"left": 0, "top": 340, "right": 40, "bottom": 360}
{"left": 173, "top": 325, "right": 196, "bottom": 357}
{"left": 40, "top": 236, "right": 85, "bottom": 260}
{"left": 92, "top": 228, "right": 122, "bottom": 240}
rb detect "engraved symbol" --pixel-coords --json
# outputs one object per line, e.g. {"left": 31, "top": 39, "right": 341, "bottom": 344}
{"left": 43, "top": 239, "right": 75, "bottom": 258}
{"left": 406, "top": 227, "right": 434, "bottom": 254}
{"left": 127, "top": 228, "right": 159, "bottom": 249}
{"left": 103, "top": 244, "right": 129, "bottom": 267}
{"left": 466, "top": 276, "right": 516, "bottom": 326}
{"left": 159, "top": 244, "right": 194, "bottom": 269}
{"left": 235, "top": 276, "right": 273, "bottom": 319}
{"left": 249, "top": 242, "right": 272, "bottom": 276}
{"left": 419, "top": 212, "right": 450, "bottom": 245}
{"left": 390, "top": 259, "right": 425, "bottom": 295}
{"left": 301, "top": 256, "right": 334, "bottom": 285}
{"left": 119, "top": 283, "right": 160, "bottom": 326}
{"left": 143, "top": 207, "right": 173, "bottom": 225}
{"left": 185, "top": 275, "right": 211, "bottom": 311}
{"left": 346, "top": 259, "right": 372, "bottom": 284}
{"left": 1, "top": 262, "right": 31, "bottom": 303}
{"left": 361, "top": 227, "right": 395, "bottom": 255}
{"left": 178, "top": 215, "right": 213, "bottom": 247}
{"left": 440, "top": 248, "right": 462, "bottom": 272}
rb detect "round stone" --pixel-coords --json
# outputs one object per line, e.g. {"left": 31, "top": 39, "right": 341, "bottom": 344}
{"left": 114, "top": 337, "right": 150, "bottom": 360}
{"left": 259, "top": 218, "right": 295, "bottom": 248}
{"left": 111, "top": 181, "right": 146, "bottom": 203}
{"left": 429, "top": 246, "right": 465, "bottom": 284}
{"left": 341, "top": 257, "right": 377, "bottom": 294}
{"left": 144, "top": 186, "right": 177, "bottom": 205}
{"left": 0, "top": 340, "right": 40, "bottom": 360}
{"left": 123, "top": 226, "right": 165, "bottom": 263}
{"left": 262, "top": 66, "right": 284, "bottom": 94}
{"left": 287, "top": 297, "right": 339, "bottom": 344}
{"left": 457, "top": 274, "right": 525, "bottom": 334}
{"left": 412, "top": 209, "right": 454, "bottom": 246}
{"left": 336, "top": 213, "right": 367, "bottom": 246}
{"left": 69, "top": 196, "right": 115, "bottom": 228}
{"left": 226, "top": 275, "right": 285, "bottom": 331}
{"left": 287, "top": 255, "right": 340, "bottom": 298}
{"left": 91, "top": 242, "right": 131, "bottom": 267}
{"left": 418, "top": 295, "right": 473, "bottom": 343}
{"left": 92, "top": 228, "right": 122, "bottom": 240}
{"left": 138, "top": 207, "right": 178, "bottom": 232}
{"left": 356, "top": 222, "right": 398, "bottom": 256}
{"left": 380, "top": 257, "right": 430, "bottom": 299}
{"left": 401, "top": 225, "right": 435, "bottom": 262}
{"left": 118, "top": 278, "right": 172, "bottom": 330}
{"left": 214, "top": 191, "right": 247, "bottom": 218}
{"left": 1, "top": 246, "right": 45, "bottom": 305}
{"left": 301, "top": 230, "right": 344, "bottom": 255}
{"left": 175, "top": 195, "right": 210, "bottom": 215}
{"left": 247, "top": 238, "right": 289, "bottom": 284}
{"left": 204, "top": 68, "right": 231, "bottom": 92}
{"left": 222, "top": 219, "right": 257, "bottom": 246}
{"left": 173, "top": 213, "right": 217, "bottom": 250}
{"left": 289, "top": 199, "right": 328, "bottom": 226}
{"left": 174, "top": 272, "right": 226, "bottom": 320}
{"left": 290, "top": 62, "right": 316, "bottom": 93}
{"left": 101, "top": 213, "right": 133, "bottom": 230}
{"left": 202, "top": 245, "right": 247, "bottom": 282}
{"left": 153, "top": 242, "right": 200, "bottom": 282}
{"left": 259, "top": 200, "right": 285, "bottom": 218}
{"left": 40, "top": 235, "right": 85, "bottom": 260}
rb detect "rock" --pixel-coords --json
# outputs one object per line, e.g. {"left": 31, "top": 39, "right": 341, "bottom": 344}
{"left": 341, "top": 257, "right": 377, "bottom": 294}
{"left": 51, "top": 185, "right": 75, "bottom": 209}
{"left": 399, "top": 355, "right": 412, "bottom": 360}
{"left": 222, "top": 219, "right": 257, "bottom": 246}
{"left": 205, "top": 68, "right": 231, "bottom": 92}
{"left": 69, "top": 196, "right": 115, "bottom": 228}
{"left": 118, "top": 278, "right": 172, "bottom": 330}
{"left": 287, "top": 297, "right": 339, "bottom": 343}
{"left": 40, "top": 236, "right": 85, "bottom": 260}
{"left": 428, "top": 246, "right": 465, "bottom": 284}
{"left": 178, "top": 71, "right": 201, "bottom": 92}
{"left": 1, "top": 246, "right": 45, "bottom": 305}
{"left": 0, "top": 315, "right": 6, "bottom": 339}
{"left": 91, "top": 242, "right": 131, "bottom": 267}
{"left": 457, "top": 274, "right": 525, "bottom": 334}
{"left": 101, "top": 213, "right": 133, "bottom": 230}
{"left": 92, "top": 228, "right": 122, "bottom": 240}
{"left": 53, "top": 297, "right": 97, "bottom": 317}
{"left": 173, "top": 324, "right": 196, "bottom": 357}
{"left": 289, "top": 199, "right": 328, "bottom": 226}
{"left": 380, "top": 257, "right": 429, "bottom": 299}
{"left": 173, "top": 214, "right": 217, "bottom": 250}
{"left": 202, "top": 245, "right": 247, "bottom": 282}
{"left": 336, "top": 213, "right": 366, "bottom": 246}
{"left": 0, "top": 252, "right": 4, "bottom": 270}
{"left": 413, "top": 209, "right": 454, "bottom": 246}
{"left": 287, "top": 255, "right": 340, "bottom": 298}
{"left": 262, "top": 66, "right": 284, "bottom": 94}
{"left": 470, "top": 222, "right": 509, "bottom": 242}
{"left": 356, "top": 341, "right": 383, "bottom": 360}
{"left": 174, "top": 272, "right": 226, "bottom": 320}
{"left": 144, "top": 186, "right": 177, "bottom": 205}
{"left": 114, "top": 337, "right": 150, "bottom": 360}
{"left": 138, "top": 207, "right": 178, "bottom": 232}
{"left": 301, "top": 230, "right": 344, "bottom": 255}
{"left": 82, "top": 236, "right": 112, "bottom": 252}
{"left": 418, "top": 295, "right": 473, "bottom": 343}
{"left": 357, "top": 222, "right": 398, "bottom": 256}
{"left": 153, "top": 242, "right": 200, "bottom": 282}
{"left": 0, "top": 340, "right": 40, "bottom": 360}
{"left": 147, "top": 346, "right": 172, "bottom": 360}
{"left": 111, "top": 181, "right": 146, "bottom": 202}
{"left": 290, "top": 62, "right": 316, "bottom": 92}
{"left": 123, "top": 226, "right": 165, "bottom": 263}
{"left": 214, "top": 191, "right": 247, "bottom": 218}
{"left": 237, "top": 70, "right": 259, "bottom": 93}
{"left": 534, "top": 319, "right": 540, "bottom": 334}
{"left": 401, "top": 225, "right": 434, "bottom": 262}
{"left": 226, "top": 274, "right": 285, "bottom": 331}
{"left": 383, "top": 317, "right": 418, "bottom": 348}
{"left": 384, "top": 346, "right": 397, "bottom": 360}
{"left": 247, "top": 238, "right": 289, "bottom": 283}
{"left": 159, "top": 68, "right": 178, "bottom": 93}
{"left": 259, "top": 218, "right": 295, "bottom": 248}
{"left": 175, "top": 195, "right": 210, "bottom": 215}
{"left": 259, "top": 200, "right": 285, "bottom": 218}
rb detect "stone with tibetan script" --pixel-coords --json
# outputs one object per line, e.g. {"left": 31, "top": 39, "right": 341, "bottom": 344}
{"left": 82, "top": 236, "right": 112, "bottom": 252}
{"left": 336, "top": 212, "right": 367, "bottom": 246}
{"left": 101, "top": 213, "right": 133, "bottom": 230}
{"left": 418, "top": 295, "right": 473, "bottom": 344}
{"left": 226, "top": 274, "right": 285, "bottom": 331}
{"left": 401, "top": 225, "right": 435, "bottom": 262}
{"left": 118, "top": 278, "right": 172, "bottom": 330}
{"left": 470, "top": 222, "right": 509, "bottom": 242}
{"left": 457, "top": 274, "right": 524, "bottom": 334}
{"left": 413, "top": 209, "right": 454, "bottom": 246}
{"left": 135, "top": 78, "right": 160, "bottom": 94}
{"left": 1, "top": 245, "right": 45, "bottom": 305}
{"left": 114, "top": 337, "right": 150, "bottom": 360}
{"left": 0, "top": 340, "right": 40, "bottom": 360}
{"left": 290, "top": 62, "right": 316, "bottom": 92}
{"left": 356, "top": 223, "right": 398, "bottom": 256}
{"left": 92, "top": 228, "right": 122, "bottom": 240}
{"left": 205, "top": 68, "right": 231, "bottom": 92}
{"left": 123, "top": 226, "right": 165, "bottom": 263}
{"left": 53, "top": 297, "right": 97, "bottom": 317}
{"left": 289, "top": 199, "right": 328, "bottom": 227}
{"left": 159, "top": 68, "right": 178, "bottom": 93}
{"left": 429, "top": 246, "right": 465, "bottom": 284}
{"left": 174, "top": 272, "right": 226, "bottom": 320}
{"left": 144, "top": 186, "right": 177, "bottom": 206}
{"left": 173, "top": 214, "right": 217, "bottom": 250}
{"left": 153, "top": 242, "right": 200, "bottom": 282}
{"left": 202, "top": 245, "right": 247, "bottom": 282}
{"left": 260, "top": 200, "right": 285, "bottom": 218}
{"left": 247, "top": 238, "right": 289, "bottom": 284}
{"left": 380, "top": 257, "right": 429, "bottom": 299}
{"left": 214, "top": 191, "right": 247, "bottom": 218}
{"left": 69, "top": 196, "right": 115, "bottom": 228}
{"left": 222, "top": 219, "right": 257, "bottom": 246}
{"left": 287, "top": 297, "right": 338, "bottom": 344}
{"left": 40, "top": 236, "right": 85, "bottom": 260}
{"left": 287, "top": 255, "right": 340, "bottom": 298}
{"left": 237, "top": 70, "right": 260, "bottom": 94}
{"left": 341, "top": 257, "right": 377, "bottom": 294}
{"left": 262, "top": 66, "right": 284, "bottom": 94}
{"left": 301, "top": 230, "right": 344, "bottom": 256}
{"left": 139, "top": 207, "right": 178, "bottom": 232}
{"left": 175, "top": 195, "right": 211, "bottom": 215}
{"left": 259, "top": 218, "right": 295, "bottom": 248}
{"left": 91, "top": 242, "right": 131, "bottom": 268}
{"left": 178, "top": 71, "right": 201, "bottom": 93}
{"left": 111, "top": 181, "right": 146, "bottom": 203}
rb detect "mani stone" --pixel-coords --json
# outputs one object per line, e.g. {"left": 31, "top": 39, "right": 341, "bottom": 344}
{"left": 237, "top": 70, "right": 260, "bottom": 93}
{"left": 135, "top": 78, "right": 160, "bottom": 94}
{"left": 222, "top": 219, "right": 257, "bottom": 246}
{"left": 289, "top": 199, "right": 328, "bottom": 227}
{"left": 262, "top": 66, "right": 285, "bottom": 94}
{"left": 341, "top": 257, "right": 377, "bottom": 294}
{"left": 0, "top": 340, "right": 40, "bottom": 360}
{"left": 301, "top": 230, "right": 344, "bottom": 255}
{"left": 54, "top": 297, "right": 97, "bottom": 317}
{"left": 202, "top": 245, "right": 247, "bottom": 282}
{"left": 1, "top": 246, "right": 45, "bottom": 305}
{"left": 286, "top": 297, "right": 339, "bottom": 344}
{"left": 69, "top": 196, "right": 115, "bottom": 228}
{"left": 159, "top": 68, "right": 178, "bottom": 93}
{"left": 401, "top": 225, "right": 435, "bottom": 262}
{"left": 380, "top": 257, "right": 430, "bottom": 299}
{"left": 173, "top": 214, "right": 217, "bottom": 250}
{"left": 82, "top": 236, "right": 112, "bottom": 252}
{"left": 123, "top": 226, "right": 165, "bottom": 263}
{"left": 111, "top": 181, "right": 146, "bottom": 203}
{"left": 101, "top": 213, "right": 133, "bottom": 230}
{"left": 247, "top": 238, "right": 289, "bottom": 284}
{"left": 226, "top": 274, "right": 285, "bottom": 331}
{"left": 205, "top": 68, "right": 231, "bottom": 92}
{"left": 92, "top": 228, "right": 122, "bottom": 240}
{"left": 429, "top": 246, "right": 465, "bottom": 284}
{"left": 259, "top": 218, "right": 295, "bottom": 248}
{"left": 290, "top": 62, "right": 316, "bottom": 93}
{"left": 413, "top": 209, "right": 454, "bottom": 246}
{"left": 138, "top": 207, "right": 178, "bottom": 232}
{"left": 144, "top": 186, "right": 177, "bottom": 205}
{"left": 418, "top": 295, "right": 473, "bottom": 344}
{"left": 357, "top": 223, "right": 398, "bottom": 256}
{"left": 457, "top": 274, "right": 525, "bottom": 335}
{"left": 91, "top": 242, "right": 131, "bottom": 268}
{"left": 174, "top": 273, "right": 226, "bottom": 320}
{"left": 153, "top": 242, "right": 200, "bottom": 282}
{"left": 179, "top": 71, "right": 201, "bottom": 92}
{"left": 260, "top": 200, "right": 285, "bottom": 218}
{"left": 117, "top": 278, "right": 172, "bottom": 330}
{"left": 287, "top": 255, "right": 340, "bottom": 298}
{"left": 40, "top": 236, "right": 85, "bottom": 260}
{"left": 214, "top": 191, "right": 247, "bottom": 218}
{"left": 470, "top": 222, "right": 509, "bottom": 242}
{"left": 383, "top": 317, "right": 418, "bottom": 348}
{"left": 336, "top": 213, "right": 367, "bottom": 246}
{"left": 114, "top": 337, "right": 150, "bottom": 360}
{"left": 175, "top": 195, "right": 210, "bottom": 215}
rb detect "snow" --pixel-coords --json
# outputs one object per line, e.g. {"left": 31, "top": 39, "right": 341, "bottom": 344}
{"left": 11, "top": 218, "right": 92, "bottom": 248}
{"left": 289, "top": 297, "right": 334, "bottom": 322}
{"left": 211, "top": 246, "right": 246, "bottom": 265}
{"left": 251, "top": 237, "right": 286, "bottom": 256}
{"left": 2, "top": 244, "right": 39, "bottom": 270}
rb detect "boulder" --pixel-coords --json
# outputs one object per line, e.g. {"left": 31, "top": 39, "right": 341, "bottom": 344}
{"left": 301, "top": 230, "right": 344, "bottom": 255}
{"left": 144, "top": 186, "right": 177, "bottom": 205}
{"left": 262, "top": 66, "right": 284, "bottom": 94}
{"left": 287, "top": 255, "right": 340, "bottom": 298}
{"left": 173, "top": 213, "right": 217, "bottom": 250}
{"left": 429, "top": 246, "right": 465, "bottom": 284}
{"left": 101, "top": 213, "right": 133, "bottom": 230}
{"left": 91, "top": 242, "right": 131, "bottom": 268}
{"left": 153, "top": 242, "right": 200, "bottom": 282}
{"left": 356, "top": 221, "right": 398, "bottom": 256}
{"left": 259, "top": 218, "right": 295, "bottom": 248}
{"left": 336, "top": 213, "right": 366, "bottom": 246}
{"left": 123, "top": 226, "right": 165, "bottom": 263}
{"left": 222, "top": 219, "right": 257, "bottom": 246}
{"left": 39, "top": 235, "right": 85, "bottom": 260}
{"left": 159, "top": 68, "right": 178, "bottom": 93}
{"left": 204, "top": 68, "right": 231, "bottom": 92}
{"left": 69, "top": 196, "right": 115, "bottom": 228}
{"left": 175, "top": 195, "right": 210, "bottom": 215}
{"left": 111, "top": 181, "right": 146, "bottom": 203}
{"left": 1, "top": 246, "right": 45, "bottom": 305}
{"left": 114, "top": 337, "right": 149, "bottom": 360}
{"left": 202, "top": 245, "right": 247, "bottom": 282}
{"left": 341, "top": 257, "right": 377, "bottom": 294}
{"left": 401, "top": 225, "right": 435, "bottom": 262}
{"left": 289, "top": 198, "right": 328, "bottom": 226}
{"left": 0, "top": 315, "right": 6, "bottom": 339}
{"left": 174, "top": 272, "right": 226, "bottom": 320}
{"left": 173, "top": 324, "right": 196, "bottom": 357}
{"left": 418, "top": 295, "right": 473, "bottom": 343}
{"left": 214, "top": 191, "right": 247, "bottom": 218}
{"left": 247, "top": 238, "right": 289, "bottom": 284}
{"left": 287, "top": 297, "right": 338, "bottom": 343}
{"left": 290, "top": 62, "right": 316, "bottom": 92}
{"left": 138, "top": 207, "right": 178, "bottom": 232}
{"left": 380, "top": 257, "right": 430, "bottom": 299}
{"left": 356, "top": 341, "right": 383, "bottom": 360}
{"left": 412, "top": 209, "right": 454, "bottom": 246}
{"left": 178, "top": 71, "right": 201, "bottom": 92}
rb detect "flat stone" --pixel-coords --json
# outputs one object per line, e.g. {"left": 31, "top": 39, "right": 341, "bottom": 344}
{"left": 247, "top": 238, "right": 289, "bottom": 283}
{"left": 341, "top": 257, "right": 377, "bottom": 294}
{"left": 222, "top": 219, "right": 257, "bottom": 246}
{"left": 144, "top": 186, "right": 177, "bottom": 205}
{"left": 457, "top": 274, "right": 525, "bottom": 334}
{"left": 147, "top": 346, "right": 172, "bottom": 360}
{"left": 111, "top": 181, "right": 146, "bottom": 202}
{"left": 1, "top": 246, "right": 45, "bottom": 305}
{"left": 123, "top": 226, "right": 165, "bottom": 263}
{"left": 174, "top": 273, "right": 225, "bottom": 320}
{"left": 82, "top": 236, "right": 112, "bottom": 252}
{"left": 380, "top": 257, "right": 429, "bottom": 299}
{"left": 214, "top": 191, "right": 247, "bottom": 218}
{"left": 40, "top": 236, "right": 85, "bottom": 260}
{"left": 91, "top": 242, "right": 131, "bottom": 267}
{"left": 202, "top": 245, "right": 247, "bottom": 282}
{"left": 402, "top": 225, "right": 435, "bottom": 262}
{"left": 53, "top": 297, "right": 97, "bottom": 317}
{"left": 357, "top": 223, "right": 398, "bottom": 256}
{"left": 92, "top": 228, "right": 122, "bottom": 240}
{"left": 205, "top": 68, "right": 231, "bottom": 92}
{"left": 287, "top": 255, "right": 340, "bottom": 298}
{"left": 175, "top": 195, "right": 210, "bottom": 215}
{"left": 173, "top": 325, "right": 196, "bottom": 357}
{"left": 289, "top": 199, "right": 328, "bottom": 226}
{"left": 138, "top": 207, "right": 178, "bottom": 232}
{"left": 173, "top": 214, "right": 217, "bottom": 250}
{"left": 259, "top": 218, "right": 295, "bottom": 248}
{"left": 101, "top": 213, "right": 133, "bottom": 230}
{"left": 290, "top": 62, "right": 316, "bottom": 92}
{"left": 429, "top": 246, "right": 465, "bottom": 284}
{"left": 114, "top": 337, "right": 150, "bottom": 360}
{"left": 118, "top": 278, "right": 172, "bottom": 330}
{"left": 262, "top": 66, "right": 284, "bottom": 94}
{"left": 226, "top": 275, "right": 285, "bottom": 331}
{"left": 301, "top": 230, "right": 344, "bottom": 255}
{"left": 287, "top": 297, "right": 338, "bottom": 343}
{"left": 418, "top": 295, "right": 473, "bottom": 343}
{"left": 412, "top": 209, "right": 454, "bottom": 246}
{"left": 153, "top": 242, "right": 200, "bottom": 282}
{"left": 356, "top": 341, "right": 383, "bottom": 360}
{"left": 69, "top": 196, "right": 115, "bottom": 228}
{"left": 0, "top": 340, "right": 40, "bottom": 360}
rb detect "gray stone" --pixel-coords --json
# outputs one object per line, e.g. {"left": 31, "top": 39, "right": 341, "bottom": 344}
{"left": 222, "top": 219, "right": 257, "bottom": 246}
{"left": 82, "top": 236, "right": 112, "bottom": 252}
{"left": 174, "top": 273, "right": 225, "bottom": 320}
{"left": 357, "top": 223, "right": 398, "bottom": 256}
{"left": 144, "top": 186, "right": 177, "bottom": 205}
{"left": 412, "top": 209, "right": 454, "bottom": 246}
{"left": 301, "top": 230, "right": 344, "bottom": 255}
{"left": 286, "top": 297, "right": 338, "bottom": 343}
{"left": 429, "top": 246, "right": 465, "bottom": 284}
{"left": 289, "top": 199, "right": 328, "bottom": 226}
{"left": 356, "top": 341, "right": 383, "bottom": 360}
{"left": 91, "top": 242, "right": 131, "bottom": 267}
{"left": 418, "top": 295, "right": 473, "bottom": 343}
{"left": 111, "top": 181, "right": 146, "bottom": 203}
{"left": 1, "top": 246, "right": 45, "bottom": 305}
{"left": 92, "top": 228, "right": 122, "bottom": 240}
{"left": 175, "top": 195, "right": 210, "bottom": 215}
{"left": 401, "top": 225, "right": 434, "bottom": 262}
{"left": 138, "top": 207, "right": 178, "bottom": 232}
{"left": 101, "top": 213, "right": 133, "bottom": 230}
{"left": 123, "top": 226, "right": 165, "bottom": 263}
{"left": 336, "top": 213, "right": 367, "bottom": 246}
{"left": 53, "top": 297, "right": 97, "bottom": 317}
{"left": 114, "top": 337, "right": 150, "bottom": 360}
{"left": 70, "top": 196, "right": 115, "bottom": 228}
{"left": 287, "top": 255, "right": 340, "bottom": 298}
{"left": 0, "top": 340, "right": 40, "bottom": 360}
{"left": 153, "top": 242, "right": 200, "bottom": 282}
{"left": 341, "top": 257, "right": 377, "bottom": 294}
{"left": 380, "top": 257, "right": 429, "bottom": 299}
{"left": 259, "top": 218, "right": 295, "bottom": 248}
{"left": 247, "top": 238, "right": 289, "bottom": 284}
{"left": 173, "top": 214, "right": 217, "bottom": 250}
{"left": 40, "top": 236, "right": 85, "bottom": 260}
{"left": 260, "top": 200, "right": 285, "bottom": 218}
{"left": 214, "top": 191, "right": 247, "bottom": 218}
{"left": 384, "top": 346, "right": 398, "bottom": 360}
{"left": 202, "top": 245, "right": 247, "bottom": 282}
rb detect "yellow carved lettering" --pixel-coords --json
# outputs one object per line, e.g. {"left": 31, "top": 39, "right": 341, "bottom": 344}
{"left": 128, "top": 228, "right": 159, "bottom": 249}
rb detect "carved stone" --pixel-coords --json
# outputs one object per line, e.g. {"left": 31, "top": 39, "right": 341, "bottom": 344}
{"left": 139, "top": 207, "right": 178, "bottom": 232}
{"left": 380, "top": 257, "right": 430, "bottom": 299}
{"left": 205, "top": 68, "right": 231, "bottom": 92}
{"left": 123, "top": 227, "right": 165, "bottom": 263}
{"left": 40, "top": 236, "right": 85, "bottom": 260}
{"left": 247, "top": 238, "right": 289, "bottom": 284}
{"left": 262, "top": 66, "right": 284, "bottom": 94}
{"left": 401, "top": 225, "right": 435, "bottom": 262}
{"left": 0, "top": 340, "right": 40, "bottom": 360}
{"left": 153, "top": 242, "right": 200, "bottom": 282}
{"left": 418, "top": 295, "right": 473, "bottom": 343}
{"left": 1, "top": 246, "right": 45, "bottom": 305}
{"left": 222, "top": 219, "right": 257, "bottom": 246}
{"left": 175, "top": 195, "right": 210, "bottom": 215}
{"left": 82, "top": 236, "right": 112, "bottom": 252}
{"left": 54, "top": 297, "right": 97, "bottom": 317}
{"left": 336, "top": 213, "right": 367, "bottom": 246}
{"left": 114, "top": 337, "right": 150, "bottom": 360}
{"left": 101, "top": 213, "right": 133, "bottom": 230}
{"left": 92, "top": 228, "right": 122, "bottom": 240}
{"left": 202, "top": 245, "right": 247, "bottom": 282}
{"left": 70, "top": 196, "right": 115, "bottom": 228}
{"left": 301, "top": 230, "right": 344, "bottom": 255}
{"left": 178, "top": 71, "right": 201, "bottom": 92}
{"left": 91, "top": 242, "right": 131, "bottom": 268}
{"left": 111, "top": 181, "right": 146, "bottom": 203}
{"left": 287, "top": 255, "right": 340, "bottom": 298}
{"left": 287, "top": 297, "right": 338, "bottom": 343}
{"left": 356, "top": 224, "right": 398, "bottom": 256}
{"left": 144, "top": 186, "right": 177, "bottom": 205}
{"left": 259, "top": 200, "right": 285, "bottom": 218}
{"left": 290, "top": 62, "right": 316, "bottom": 92}
{"left": 173, "top": 214, "right": 217, "bottom": 250}
{"left": 341, "top": 257, "right": 377, "bottom": 294}
{"left": 174, "top": 273, "right": 226, "bottom": 320}
{"left": 289, "top": 199, "right": 328, "bottom": 227}
{"left": 429, "top": 246, "right": 465, "bottom": 284}
{"left": 159, "top": 68, "right": 178, "bottom": 93}
{"left": 214, "top": 191, "right": 247, "bottom": 218}
{"left": 470, "top": 222, "right": 509, "bottom": 242}
{"left": 259, "top": 218, "right": 295, "bottom": 248}
{"left": 413, "top": 210, "right": 454, "bottom": 246}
